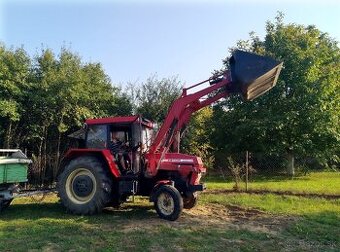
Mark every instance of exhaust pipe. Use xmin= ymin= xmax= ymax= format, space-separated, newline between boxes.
xmin=229 ymin=50 xmax=283 ymax=101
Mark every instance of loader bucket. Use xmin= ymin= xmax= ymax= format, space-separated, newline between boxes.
xmin=229 ymin=50 xmax=283 ymax=101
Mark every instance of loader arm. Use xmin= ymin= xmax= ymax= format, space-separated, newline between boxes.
xmin=146 ymin=50 xmax=283 ymax=177
xmin=149 ymin=74 xmax=231 ymax=155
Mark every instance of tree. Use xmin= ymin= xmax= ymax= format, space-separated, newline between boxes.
xmin=213 ymin=13 xmax=340 ymax=172
xmin=0 ymin=44 xmax=31 ymax=148
xmin=126 ymin=75 xmax=182 ymax=122
xmin=0 ymin=44 xmax=133 ymax=183
xmin=181 ymin=107 xmax=215 ymax=169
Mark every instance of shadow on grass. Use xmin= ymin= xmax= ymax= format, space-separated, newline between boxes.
xmin=1 ymin=201 xmax=156 ymax=223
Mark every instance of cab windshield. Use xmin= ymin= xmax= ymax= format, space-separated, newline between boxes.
xmin=86 ymin=124 xmax=107 ymax=149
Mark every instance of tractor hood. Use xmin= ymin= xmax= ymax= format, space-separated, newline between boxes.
xmin=146 ymin=152 xmax=206 ymax=174
xmin=229 ymin=50 xmax=283 ymax=101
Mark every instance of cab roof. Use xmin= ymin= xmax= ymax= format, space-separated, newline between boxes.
xmin=85 ymin=115 xmax=154 ymax=128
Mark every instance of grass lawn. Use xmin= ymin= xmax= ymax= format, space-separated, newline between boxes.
xmin=201 ymin=193 xmax=340 ymax=245
xmin=204 ymin=171 xmax=340 ymax=195
xmin=0 ymin=171 xmax=339 ymax=251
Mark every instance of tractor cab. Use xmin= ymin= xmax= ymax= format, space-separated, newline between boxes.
xmin=68 ymin=115 xmax=155 ymax=175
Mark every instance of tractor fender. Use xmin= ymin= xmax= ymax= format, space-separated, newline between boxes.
xmin=58 ymin=149 xmax=121 ymax=178
xmin=149 ymin=180 xmax=174 ymax=202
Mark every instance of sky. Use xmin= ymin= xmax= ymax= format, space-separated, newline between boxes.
xmin=1 ymin=0 xmax=339 ymax=87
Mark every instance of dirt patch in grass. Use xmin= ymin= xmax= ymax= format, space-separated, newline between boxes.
xmin=184 ymin=203 xmax=295 ymax=236
xmin=108 ymin=202 xmax=295 ymax=236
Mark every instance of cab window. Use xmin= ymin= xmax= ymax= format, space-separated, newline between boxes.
xmin=86 ymin=125 xmax=107 ymax=149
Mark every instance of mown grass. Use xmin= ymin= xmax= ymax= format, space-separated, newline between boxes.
xmin=204 ymin=171 xmax=340 ymax=195
xmin=0 ymin=171 xmax=339 ymax=251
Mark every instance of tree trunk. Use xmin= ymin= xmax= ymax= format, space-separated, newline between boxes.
xmin=11 ymin=123 xmax=19 ymax=148
xmin=42 ymin=126 xmax=48 ymax=185
xmin=287 ymin=152 xmax=295 ymax=177
xmin=55 ymin=114 xmax=65 ymax=179
xmin=245 ymin=151 xmax=249 ymax=192
xmin=55 ymin=131 xmax=62 ymax=179
xmin=38 ymin=134 xmax=43 ymax=185
xmin=4 ymin=121 xmax=12 ymax=149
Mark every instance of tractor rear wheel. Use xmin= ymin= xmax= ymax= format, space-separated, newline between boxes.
xmin=183 ymin=192 xmax=198 ymax=209
xmin=0 ymin=199 xmax=12 ymax=212
xmin=153 ymin=185 xmax=183 ymax=221
xmin=57 ymin=156 xmax=113 ymax=215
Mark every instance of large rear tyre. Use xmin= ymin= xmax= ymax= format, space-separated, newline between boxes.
xmin=153 ymin=185 xmax=183 ymax=221
xmin=57 ymin=156 xmax=113 ymax=215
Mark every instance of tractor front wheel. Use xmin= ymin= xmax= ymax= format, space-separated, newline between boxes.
xmin=153 ymin=185 xmax=183 ymax=221
xmin=57 ymin=156 xmax=113 ymax=215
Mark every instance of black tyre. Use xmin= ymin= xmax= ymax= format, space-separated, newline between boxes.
xmin=0 ymin=199 xmax=12 ymax=212
xmin=153 ymin=185 xmax=183 ymax=221
xmin=183 ymin=192 xmax=198 ymax=209
xmin=57 ymin=156 xmax=113 ymax=215
xmin=3 ymin=199 xmax=13 ymax=209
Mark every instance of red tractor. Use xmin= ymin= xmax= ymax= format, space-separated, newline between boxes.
xmin=57 ymin=50 xmax=282 ymax=220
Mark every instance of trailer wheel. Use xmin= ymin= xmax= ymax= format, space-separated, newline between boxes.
xmin=153 ymin=185 xmax=183 ymax=221
xmin=57 ymin=156 xmax=113 ymax=215
xmin=0 ymin=199 xmax=12 ymax=212
xmin=3 ymin=199 xmax=13 ymax=209
xmin=183 ymin=192 xmax=198 ymax=209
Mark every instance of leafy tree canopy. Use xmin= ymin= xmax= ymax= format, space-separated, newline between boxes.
xmin=213 ymin=12 xmax=339 ymax=167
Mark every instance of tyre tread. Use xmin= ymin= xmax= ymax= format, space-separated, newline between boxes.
xmin=57 ymin=156 xmax=113 ymax=215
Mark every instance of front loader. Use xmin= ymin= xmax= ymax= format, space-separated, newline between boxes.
xmin=57 ymin=50 xmax=282 ymax=220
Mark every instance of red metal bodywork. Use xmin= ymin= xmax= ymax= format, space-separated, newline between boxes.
xmin=86 ymin=115 xmax=154 ymax=128
xmin=63 ymin=148 xmax=121 ymax=178
xmin=145 ymin=152 xmax=206 ymax=185
xmin=86 ymin=115 xmax=139 ymax=125
xmin=145 ymin=75 xmax=231 ymax=178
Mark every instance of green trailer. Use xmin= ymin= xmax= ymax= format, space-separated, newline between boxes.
xmin=0 ymin=149 xmax=31 ymax=212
